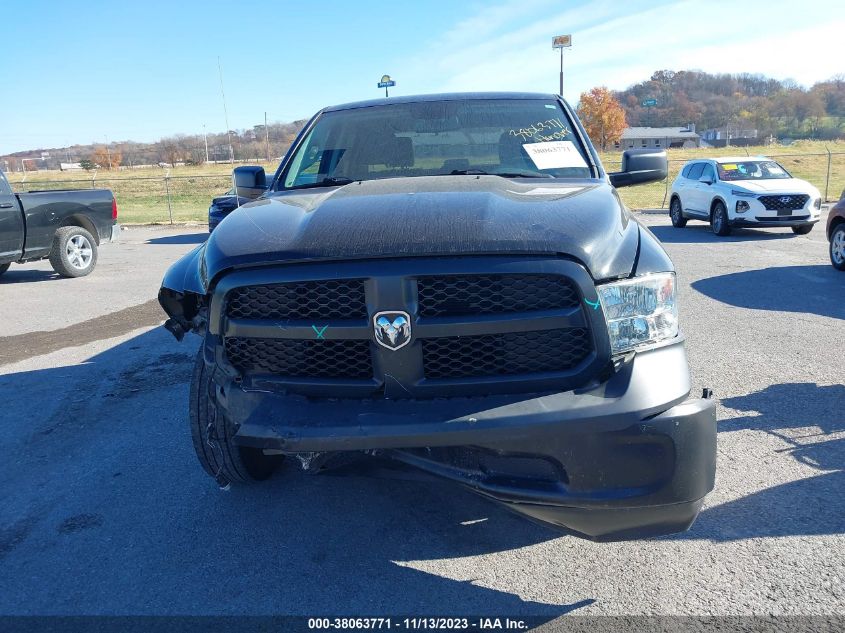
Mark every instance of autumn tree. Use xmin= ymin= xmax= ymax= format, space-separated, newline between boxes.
xmin=91 ymin=145 xmax=121 ymax=169
xmin=578 ymin=87 xmax=627 ymax=151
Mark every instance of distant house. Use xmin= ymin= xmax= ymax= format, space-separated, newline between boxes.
xmin=700 ymin=127 xmax=758 ymax=148
xmin=617 ymin=125 xmax=700 ymax=150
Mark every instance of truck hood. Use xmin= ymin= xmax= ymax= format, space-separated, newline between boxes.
xmin=200 ymin=175 xmax=640 ymax=286
xmin=729 ymin=178 xmax=820 ymax=195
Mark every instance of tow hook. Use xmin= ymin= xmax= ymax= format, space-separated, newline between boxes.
xmin=702 ymin=388 xmax=714 ymax=399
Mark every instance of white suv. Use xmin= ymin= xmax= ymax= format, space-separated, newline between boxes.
xmin=669 ymin=157 xmax=822 ymax=236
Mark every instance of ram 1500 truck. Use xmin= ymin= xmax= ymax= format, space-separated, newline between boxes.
xmin=0 ymin=168 xmax=119 ymax=278
xmin=159 ymin=93 xmax=717 ymax=541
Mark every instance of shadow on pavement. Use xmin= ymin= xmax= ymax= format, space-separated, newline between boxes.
xmin=0 ymin=269 xmax=60 ymax=284
xmin=0 ymin=328 xmax=592 ymax=616
xmin=145 ymin=233 xmax=208 ymax=245
xmin=674 ymin=382 xmax=844 ymax=542
xmin=649 ymin=224 xmax=797 ymax=244
xmin=691 ymin=265 xmax=844 ymax=320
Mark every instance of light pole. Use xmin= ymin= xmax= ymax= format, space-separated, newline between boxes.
xmin=552 ymin=34 xmax=572 ymax=96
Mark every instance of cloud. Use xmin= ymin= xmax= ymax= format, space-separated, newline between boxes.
xmin=400 ymin=0 xmax=844 ymax=101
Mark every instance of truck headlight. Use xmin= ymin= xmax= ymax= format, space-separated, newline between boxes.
xmin=597 ymin=273 xmax=678 ymax=355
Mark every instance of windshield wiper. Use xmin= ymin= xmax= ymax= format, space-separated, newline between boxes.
xmin=287 ymin=177 xmax=357 ymax=191
xmin=447 ymin=169 xmax=554 ymax=178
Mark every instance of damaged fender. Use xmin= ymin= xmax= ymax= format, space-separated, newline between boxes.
xmin=159 ymin=244 xmax=208 ymax=340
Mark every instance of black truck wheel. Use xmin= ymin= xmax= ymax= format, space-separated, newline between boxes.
xmin=49 ymin=226 xmax=98 ymax=277
xmin=189 ymin=348 xmax=283 ymax=487
xmin=0 ymin=263 xmax=9 ymax=277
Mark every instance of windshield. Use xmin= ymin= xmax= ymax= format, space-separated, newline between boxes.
xmin=281 ymin=99 xmax=593 ymax=189
xmin=717 ymin=160 xmax=791 ymax=181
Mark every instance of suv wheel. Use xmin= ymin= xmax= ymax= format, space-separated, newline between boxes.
xmin=189 ymin=348 xmax=284 ymax=487
xmin=670 ymin=197 xmax=687 ymax=228
xmin=831 ymin=224 xmax=845 ymax=271
xmin=49 ymin=226 xmax=98 ymax=277
xmin=711 ymin=202 xmax=731 ymax=236
xmin=792 ymin=224 xmax=813 ymax=235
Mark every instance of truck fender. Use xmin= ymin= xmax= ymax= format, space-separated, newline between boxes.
xmin=159 ymin=245 xmax=208 ymax=340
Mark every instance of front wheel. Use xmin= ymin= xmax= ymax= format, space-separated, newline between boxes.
xmin=49 ymin=226 xmax=98 ymax=277
xmin=830 ymin=224 xmax=845 ymax=271
xmin=670 ymin=197 xmax=687 ymax=228
xmin=189 ymin=348 xmax=284 ymax=487
xmin=792 ymin=224 xmax=813 ymax=235
xmin=711 ymin=202 xmax=731 ymax=236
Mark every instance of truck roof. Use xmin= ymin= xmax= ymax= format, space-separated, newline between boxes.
xmin=324 ymin=92 xmax=561 ymax=112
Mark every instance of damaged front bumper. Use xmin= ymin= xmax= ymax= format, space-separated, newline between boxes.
xmin=209 ymin=340 xmax=716 ymax=541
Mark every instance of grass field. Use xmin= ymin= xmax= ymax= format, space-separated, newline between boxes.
xmin=7 ymin=141 xmax=844 ymax=224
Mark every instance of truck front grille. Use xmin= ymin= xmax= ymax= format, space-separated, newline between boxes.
xmin=226 ymin=279 xmax=367 ymax=321
xmin=758 ymin=194 xmax=809 ymax=211
xmin=217 ymin=258 xmax=602 ymax=397
xmin=225 ymin=337 xmax=373 ymax=379
xmin=417 ymin=274 xmax=579 ymax=317
xmin=422 ymin=328 xmax=591 ymax=379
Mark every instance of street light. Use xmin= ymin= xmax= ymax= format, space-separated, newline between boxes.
xmin=552 ymin=34 xmax=572 ymax=96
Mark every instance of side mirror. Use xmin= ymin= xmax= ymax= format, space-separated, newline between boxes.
xmin=700 ymin=176 xmax=714 ymax=185
xmin=233 ymin=166 xmax=267 ymax=199
xmin=609 ymin=149 xmax=668 ymax=188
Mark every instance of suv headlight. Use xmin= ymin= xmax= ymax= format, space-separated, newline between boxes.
xmin=597 ymin=273 xmax=678 ymax=355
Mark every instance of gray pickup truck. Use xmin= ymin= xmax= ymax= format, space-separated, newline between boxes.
xmin=0 ymin=168 xmax=119 ymax=278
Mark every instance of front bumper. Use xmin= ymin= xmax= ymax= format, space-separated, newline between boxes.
xmin=731 ymin=216 xmax=818 ymax=228
xmin=215 ymin=341 xmax=717 ymax=540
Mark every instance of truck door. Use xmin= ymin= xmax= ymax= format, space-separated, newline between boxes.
xmin=0 ymin=170 xmax=25 ymax=260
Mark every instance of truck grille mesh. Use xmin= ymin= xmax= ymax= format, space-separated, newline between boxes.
xmin=225 ymin=337 xmax=373 ymax=379
xmin=226 ymin=279 xmax=367 ymax=321
xmin=422 ymin=329 xmax=591 ymax=379
xmin=758 ymin=194 xmax=809 ymax=211
xmin=417 ymin=274 xmax=579 ymax=317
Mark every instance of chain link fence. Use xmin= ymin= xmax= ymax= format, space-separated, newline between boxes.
xmin=10 ymin=173 xmax=236 ymax=224
xmin=9 ymin=151 xmax=844 ymax=224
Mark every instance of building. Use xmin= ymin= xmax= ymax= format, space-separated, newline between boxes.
xmin=700 ymin=127 xmax=758 ymax=148
xmin=617 ymin=125 xmax=700 ymax=150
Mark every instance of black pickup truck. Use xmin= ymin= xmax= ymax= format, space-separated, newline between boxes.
xmin=0 ymin=168 xmax=119 ymax=278
xmin=159 ymin=93 xmax=717 ymax=541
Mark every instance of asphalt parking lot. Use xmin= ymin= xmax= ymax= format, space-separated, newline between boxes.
xmin=1 ymin=213 xmax=842 ymax=618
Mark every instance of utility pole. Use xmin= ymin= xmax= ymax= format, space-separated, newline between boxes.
xmin=203 ymin=124 xmax=209 ymax=163
xmin=218 ymin=56 xmax=234 ymax=164
xmin=552 ymin=35 xmax=572 ymax=96
xmin=265 ymin=111 xmax=271 ymax=162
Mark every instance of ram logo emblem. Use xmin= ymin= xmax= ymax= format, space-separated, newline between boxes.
xmin=373 ymin=311 xmax=412 ymax=350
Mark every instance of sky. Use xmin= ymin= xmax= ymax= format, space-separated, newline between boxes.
xmin=0 ymin=0 xmax=841 ymax=155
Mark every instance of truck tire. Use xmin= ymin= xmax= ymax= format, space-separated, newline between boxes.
xmin=792 ymin=224 xmax=813 ymax=235
xmin=0 ymin=263 xmax=9 ymax=277
xmin=711 ymin=202 xmax=731 ymax=236
xmin=49 ymin=226 xmax=98 ymax=277
xmin=189 ymin=348 xmax=283 ymax=487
